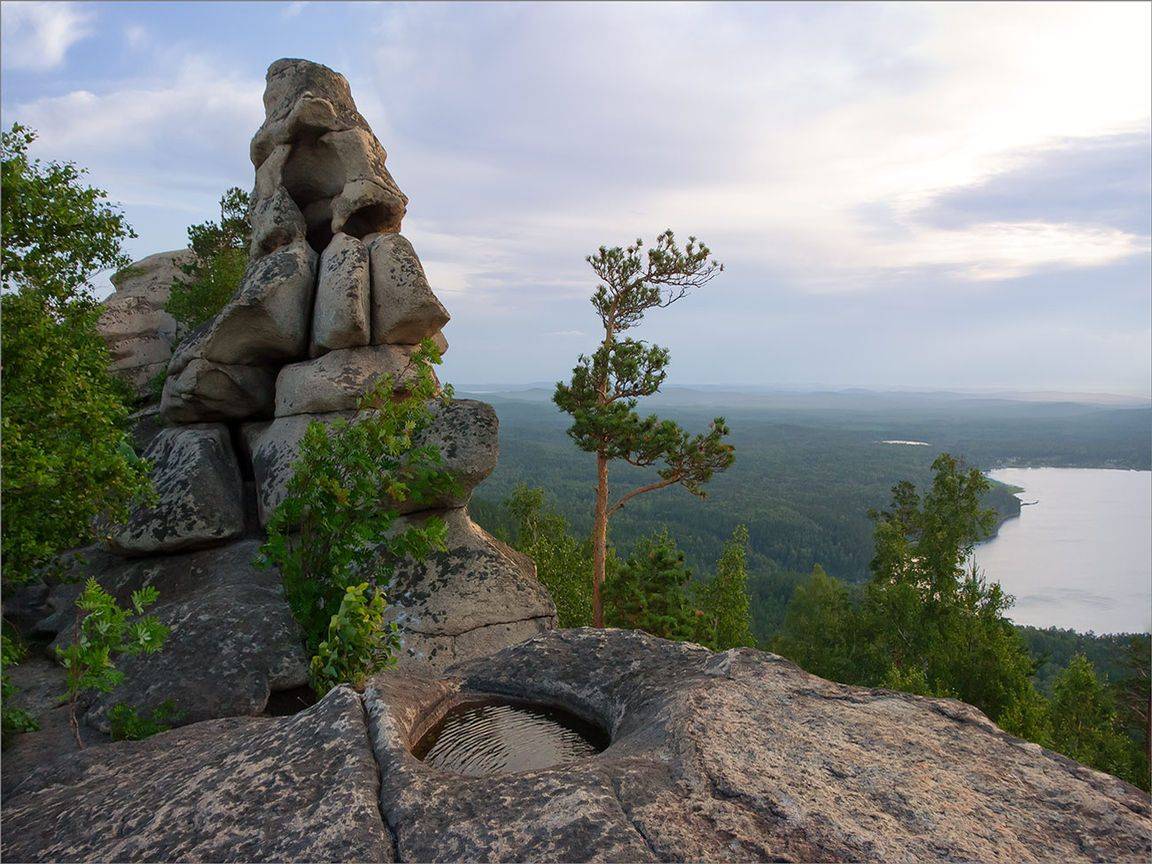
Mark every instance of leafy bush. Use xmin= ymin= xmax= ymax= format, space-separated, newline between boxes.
xmin=108 ymin=700 xmax=182 ymax=741
xmin=1 ymin=124 xmax=152 ymax=585
xmin=166 ymin=187 xmax=250 ymax=333
xmin=56 ymin=579 xmax=170 ymax=748
xmin=260 ymin=341 xmax=456 ymax=683
xmin=309 ymin=583 xmax=401 ymax=696
xmin=1 ymin=632 xmax=39 ymax=746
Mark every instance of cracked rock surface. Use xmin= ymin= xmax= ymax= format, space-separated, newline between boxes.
xmin=5 ymin=630 xmax=1148 ymax=863
xmin=1 ymin=687 xmax=390 ymax=863
xmin=364 ymin=629 xmax=1150 ymax=863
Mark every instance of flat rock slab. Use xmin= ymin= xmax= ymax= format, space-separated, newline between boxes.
xmin=3 ymin=631 xmax=1148 ymax=862
xmin=38 ymin=540 xmax=308 ymax=733
xmin=1 ymin=687 xmax=391 ymax=863
xmin=363 ymin=629 xmax=1151 ymax=863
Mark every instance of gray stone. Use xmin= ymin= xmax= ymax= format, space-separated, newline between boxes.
xmin=160 ymin=356 xmax=276 ymax=423
xmin=244 ymin=398 xmax=496 ymax=526
xmin=200 ymin=241 xmax=318 ymax=366
xmin=39 ymin=540 xmax=308 ymax=733
xmin=1 ymin=688 xmax=390 ymax=863
xmin=6 ymin=623 xmax=1149 ymax=862
xmin=361 ymin=629 xmax=1152 ymax=863
xmin=368 ymin=233 xmax=450 ymax=344
xmin=384 ymin=508 xmax=557 ymax=671
xmin=310 ymin=232 xmax=371 ymax=353
xmin=274 ymin=344 xmax=419 ymax=417
xmin=252 ymin=58 xmax=374 ymax=168
xmin=110 ymin=249 xmax=195 ymax=299
xmin=252 ymin=60 xmax=407 ymax=251
xmin=98 ymin=249 xmax=192 ymax=401
xmin=106 ymin=425 xmax=244 ymax=555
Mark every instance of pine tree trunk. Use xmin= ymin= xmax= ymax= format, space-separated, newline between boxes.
xmin=592 ymin=452 xmax=609 ymax=627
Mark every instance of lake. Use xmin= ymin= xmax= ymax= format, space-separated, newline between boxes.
xmin=974 ymin=468 xmax=1151 ymax=634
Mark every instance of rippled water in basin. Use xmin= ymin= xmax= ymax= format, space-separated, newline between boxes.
xmin=412 ymin=699 xmax=608 ymax=776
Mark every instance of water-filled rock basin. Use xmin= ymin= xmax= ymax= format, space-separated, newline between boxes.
xmin=412 ymin=698 xmax=609 ymax=777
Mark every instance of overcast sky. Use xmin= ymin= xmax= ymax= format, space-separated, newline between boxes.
xmin=2 ymin=1 xmax=1149 ymax=394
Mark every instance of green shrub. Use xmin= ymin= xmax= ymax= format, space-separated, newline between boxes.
xmin=56 ymin=579 xmax=170 ymax=748
xmin=260 ymin=340 xmax=456 ymax=684
xmin=309 ymin=583 xmax=401 ymax=696
xmin=1 ymin=124 xmax=152 ymax=585
xmin=1 ymin=632 xmax=39 ymax=746
xmin=108 ymin=700 xmax=182 ymax=741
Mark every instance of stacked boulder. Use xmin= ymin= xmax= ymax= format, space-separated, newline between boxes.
xmin=52 ymin=58 xmax=556 ymax=733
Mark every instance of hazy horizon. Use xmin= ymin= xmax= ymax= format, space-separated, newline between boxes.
xmin=2 ymin=1 xmax=1149 ymax=395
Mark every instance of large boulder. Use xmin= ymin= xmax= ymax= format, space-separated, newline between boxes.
xmin=243 ymin=398 xmax=497 ymax=526
xmin=1 ymin=688 xmax=390 ymax=863
xmin=384 ymin=508 xmax=557 ymax=671
xmin=368 ymin=233 xmax=450 ymax=344
xmin=251 ymin=59 xmax=407 ymax=252
xmin=160 ymin=356 xmax=276 ymax=423
xmin=199 ymin=241 xmax=318 ymax=366
xmin=37 ymin=540 xmax=308 ymax=733
xmin=363 ymin=630 xmax=1152 ymax=863
xmin=106 ymin=425 xmax=244 ymax=556
xmin=274 ymin=344 xmax=419 ymax=417
xmin=311 ymin=232 xmax=371 ymax=353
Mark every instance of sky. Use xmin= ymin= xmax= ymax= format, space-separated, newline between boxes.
xmin=2 ymin=1 xmax=1150 ymax=394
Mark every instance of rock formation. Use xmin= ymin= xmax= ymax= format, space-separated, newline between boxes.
xmin=98 ymin=249 xmax=193 ymax=400
xmin=4 ymin=630 xmax=1149 ymax=862
xmin=56 ymin=58 xmax=556 ymax=734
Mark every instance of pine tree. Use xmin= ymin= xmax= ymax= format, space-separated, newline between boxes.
xmin=553 ymin=231 xmax=734 ymax=626
xmin=604 ymin=530 xmax=696 ymax=641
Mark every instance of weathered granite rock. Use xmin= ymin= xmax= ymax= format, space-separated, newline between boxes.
xmin=252 ymin=59 xmax=407 ymax=252
xmin=252 ymin=58 xmax=375 ymax=167
xmin=362 ymin=629 xmax=1151 ymax=863
xmin=160 ymin=356 xmax=276 ymax=423
xmin=98 ymin=249 xmax=193 ymax=400
xmin=6 ymin=631 xmax=1146 ymax=863
xmin=110 ymin=249 xmax=196 ymax=299
xmin=1 ymin=688 xmax=390 ymax=863
xmin=311 ymin=232 xmax=372 ymax=353
xmin=244 ymin=398 xmax=496 ymax=526
xmin=38 ymin=540 xmax=308 ymax=732
xmin=276 ymin=344 xmax=418 ymax=417
xmin=199 ymin=241 xmax=318 ymax=366
xmin=249 ymin=143 xmax=308 ymax=258
xmin=368 ymin=233 xmax=450 ymax=344
xmin=384 ymin=508 xmax=557 ymax=671
xmin=106 ymin=425 xmax=244 ymax=555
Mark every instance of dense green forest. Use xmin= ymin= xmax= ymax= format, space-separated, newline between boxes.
xmin=469 ymin=388 xmax=1150 ymax=641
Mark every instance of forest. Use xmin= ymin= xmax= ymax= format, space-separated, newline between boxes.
xmin=469 ymin=387 xmax=1150 ymax=643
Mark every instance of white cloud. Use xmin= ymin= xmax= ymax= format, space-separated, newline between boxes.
xmin=281 ymin=2 xmax=309 ymax=18
xmin=124 ymin=25 xmax=148 ymax=49
xmin=1 ymin=1 xmax=94 ymax=71
xmin=360 ymin=2 xmax=1150 ymax=301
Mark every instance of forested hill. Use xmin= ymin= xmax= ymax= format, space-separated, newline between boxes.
xmin=467 ymin=387 xmax=1151 ymax=642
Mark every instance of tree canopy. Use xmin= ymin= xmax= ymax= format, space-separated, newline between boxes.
xmin=1 ymin=124 xmax=151 ymax=585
